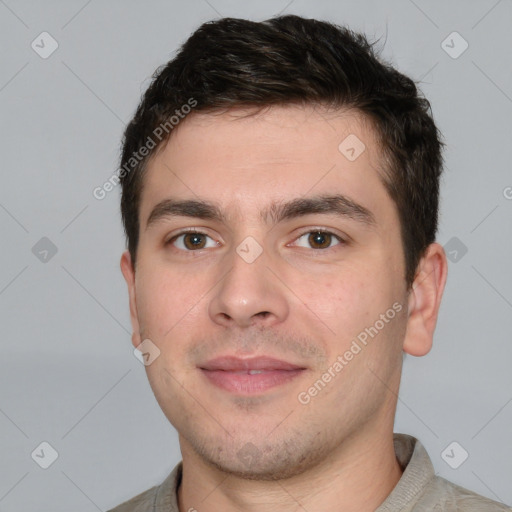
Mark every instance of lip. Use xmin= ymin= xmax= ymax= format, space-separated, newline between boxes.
xmin=199 ymin=355 xmax=305 ymax=371
xmin=199 ymin=356 xmax=307 ymax=394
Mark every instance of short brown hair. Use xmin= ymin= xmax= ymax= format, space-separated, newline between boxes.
xmin=120 ymin=15 xmax=444 ymax=288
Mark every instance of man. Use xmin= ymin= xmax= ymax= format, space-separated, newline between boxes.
xmin=110 ymin=15 xmax=510 ymax=512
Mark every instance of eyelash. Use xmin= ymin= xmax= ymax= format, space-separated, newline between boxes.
xmin=165 ymin=228 xmax=346 ymax=252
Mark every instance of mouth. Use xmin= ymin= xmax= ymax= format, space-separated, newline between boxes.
xmin=199 ymin=355 xmax=307 ymax=394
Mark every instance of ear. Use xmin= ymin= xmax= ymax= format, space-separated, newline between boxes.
xmin=403 ymin=242 xmax=448 ymax=357
xmin=120 ymin=250 xmax=142 ymax=349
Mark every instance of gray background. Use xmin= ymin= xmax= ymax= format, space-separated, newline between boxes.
xmin=1 ymin=0 xmax=511 ymax=510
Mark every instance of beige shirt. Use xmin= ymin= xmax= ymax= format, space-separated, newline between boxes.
xmin=108 ymin=434 xmax=511 ymax=511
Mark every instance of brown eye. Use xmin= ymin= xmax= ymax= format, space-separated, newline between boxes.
xmin=293 ymin=230 xmax=343 ymax=250
xmin=308 ymin=231 xmax=333 ymax=249
xmin=169 ymin=232 xmax=218 ymax=251
xmin=183 ymin=233 xmax=207 ymax=250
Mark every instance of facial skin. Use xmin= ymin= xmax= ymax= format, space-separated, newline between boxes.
xmin=121 ymin=104 xmax=447 ymax=511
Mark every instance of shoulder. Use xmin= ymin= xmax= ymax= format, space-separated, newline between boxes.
xmin=418 ymin=475 xmax=511 ymax=511
xmin=106 ymin=485 xmax=158 ymax=512
xmin=107 ymin=462 xmax=182 ymax=512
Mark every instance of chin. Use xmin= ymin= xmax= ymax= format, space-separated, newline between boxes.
xmin=193 ymin=436 xmax=326 ymax=481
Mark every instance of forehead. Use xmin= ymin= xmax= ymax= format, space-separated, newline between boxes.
xmin=139 ymin=104 xmax=393 ymax=226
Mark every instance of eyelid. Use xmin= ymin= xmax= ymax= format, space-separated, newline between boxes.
xmin=295 ymin=226 xmax=350 ymax=243
xmin=165 ymin=227 xmax=220 ymax=247
xmin=289 ymin=227 xmax=348 ymax=246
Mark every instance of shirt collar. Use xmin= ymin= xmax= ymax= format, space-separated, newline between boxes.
xmin=376 ymin=434 xmax=435 ymax=511
xmin=153 ymin=433 xmax=433 ymax=511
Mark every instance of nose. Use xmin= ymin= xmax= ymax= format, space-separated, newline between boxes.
xmin=208 ymin=241 xmax=289 ymax=329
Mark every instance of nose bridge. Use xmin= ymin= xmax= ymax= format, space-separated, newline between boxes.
xmin=208 ymin=236 xmax=289 ymax=328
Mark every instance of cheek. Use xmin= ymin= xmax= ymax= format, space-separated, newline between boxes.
xmin=311 ymin=267 xmax=379 ymax=316
xmin=317 ymin=278 xmax=364 ymax=319
xmin=135 ymin=265 xmax=205 ymax=340
xmin=304 ymin=263 xmax=398 ymax=345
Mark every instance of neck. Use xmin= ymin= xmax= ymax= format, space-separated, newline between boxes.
xmin=177 ymin=427 xmax=402 ymax=512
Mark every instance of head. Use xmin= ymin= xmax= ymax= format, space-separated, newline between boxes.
xmin=120 ymin=15 xmax=447 ymax=479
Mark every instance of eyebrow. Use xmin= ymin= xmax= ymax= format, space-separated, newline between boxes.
xmin=145 ymin=194 xmax=376 ymax=230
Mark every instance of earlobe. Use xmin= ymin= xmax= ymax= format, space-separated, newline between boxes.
xmin=403 ymin=243 xmax=448 ymax=357
xmin=120 ymin=251 xmax=142 ymax=349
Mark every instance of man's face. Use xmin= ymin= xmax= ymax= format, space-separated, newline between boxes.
xmin=122 ymin=105 xmax=412 ymax=479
